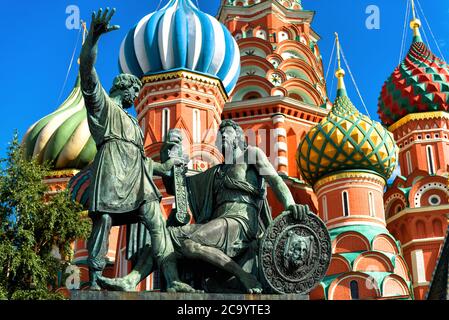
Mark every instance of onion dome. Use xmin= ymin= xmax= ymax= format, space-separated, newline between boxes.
xmin=378 ymin=4 xmax=449 ymax=126
xmin=297 ymin=34 xmax=398 ymax=186
xmin=22 ymin=76 xmax=96 ymax=170
xmin=119 ymin=0 xmax=241 ymax=94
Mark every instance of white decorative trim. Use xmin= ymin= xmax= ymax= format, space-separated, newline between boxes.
xmin=411 ymin=249 xmax=427 ymax=285
xmin=276 ymin=156 xmax=289 ymax=167
xmin=272 ymin=115 xmax=285 ymax=124
xmin=322 ymin=195 xmax=328 ymax=222
xmin=412 ymin=281 xmax=430 ymax=288
xmin=369 ymin=192 xmax=376 ymax=217
xmin=401 ymin=237 xmax=445 ymax=249
xmin=162 ymin=108 xmax=170 ymax=142
xmin=138 ymin=99 xmax=222 ymax=124
xmin=406 ymin=151 xmax=412 ymax=176
xmin=274 ymin=128 xmax=287 ymax=137
xmin=193 ymin=109 xmax=201 ymax=143
xmin=328 ymin=220 xmax=387 ymax=230
xmin=223 ymin=96 xmax=329 ymax=117
xmin=387 ymin=204 xmax=449 ymax=224
xmin=414 ymin=182 xmax=449 ymax=208
xmin=316 ymin=183 xmax=383 ymax=198
xmin=275 ymin=142 xmax=288 ymax=152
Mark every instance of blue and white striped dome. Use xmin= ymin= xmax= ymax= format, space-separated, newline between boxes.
xmin=119 ymin=0 xmax=241 ymax=94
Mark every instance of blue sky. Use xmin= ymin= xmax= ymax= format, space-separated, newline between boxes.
xmin=0 ymin=0 xmax=448 ymax=160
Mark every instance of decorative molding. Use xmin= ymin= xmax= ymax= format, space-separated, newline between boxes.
xmin=386 ymin=204 xmax=449 ymax=224
xmin=224 ymin=95 xmax=329 ymax=117
xmin=389 ymin=111 xmax=449 ymax=132
xmin=314 ymin=171 xmax=386 ymax=191
xmin=275 ymin=128 xmax=287 ymax=137
xmin=141 ymin=70 xmax=228 ymax=100
xmin=326 ymin=217 xmax=387 ymax=230
xmin=402 ymin=237 xmax=445 ymax=249
xmin=272 ymin=114 xmax=286 ymax=124
xmin=275 ymin=156 xmax=289 ymax=166
xmin=275 ymin=142 xmax=288 ymax=152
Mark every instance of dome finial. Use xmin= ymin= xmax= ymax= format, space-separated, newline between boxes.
xmin=334 ymin=32 xmax=347 ymax=97
xmin=410 ymin=0 xmax=423 ymax=42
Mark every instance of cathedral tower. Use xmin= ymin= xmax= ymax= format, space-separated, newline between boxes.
xmin=218 ymin=0 xmax=330 ymax=214
xmin=378 ymin=0 xmax=449 ymax=299
xmin=298 ymin=34 xmax=412 ymax=300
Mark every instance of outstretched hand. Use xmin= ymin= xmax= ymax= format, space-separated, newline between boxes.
xmin=90 ymin=7 xmax=120 ymax=41
xmin=288 ymin=204 xmax=310 ymax=222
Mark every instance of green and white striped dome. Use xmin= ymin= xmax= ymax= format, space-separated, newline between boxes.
xmin=23 ymin=76 xmax=96 ymax=170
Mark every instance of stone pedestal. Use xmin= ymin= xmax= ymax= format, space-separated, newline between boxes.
xmin=71 ymin=291 xmax=309 ymax=301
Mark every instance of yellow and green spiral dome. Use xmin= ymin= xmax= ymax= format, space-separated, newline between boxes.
xmin=22 ymin=76 xmax=96 ymax=170
xmin=297 ymin=73 xmax=398 ymax=187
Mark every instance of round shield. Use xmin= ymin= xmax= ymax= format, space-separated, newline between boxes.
xmin=260 ymin=211 xmax=332 ymax=295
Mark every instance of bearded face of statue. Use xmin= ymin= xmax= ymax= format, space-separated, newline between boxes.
xmin=119 ymin=86 xmax=140 ymax=109
xmin=217 ymin=125 xmax=238 ymax=164
xmin=290 ymin=240 xmax=309 ymax=267
xmin=284 ymin=233 xmax=313 ymax=270
xmin=109 ymin=74 xmax=142 ymax=110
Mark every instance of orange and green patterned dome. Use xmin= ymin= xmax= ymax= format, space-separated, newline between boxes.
xmin=378 ymin=16 xmax=449 ymax=126
xmin=297 ymin=44 xmax=398 ymax=186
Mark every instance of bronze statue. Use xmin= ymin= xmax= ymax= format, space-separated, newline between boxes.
xmin=97 ymin=120 xmax=312 ymax=293
xmin=79 ymin=8 xmax=194 ymax=293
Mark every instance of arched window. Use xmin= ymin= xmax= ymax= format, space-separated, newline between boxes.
xmin=416 ymin=221 xmax=426 ymax=238
xmin=406 ymin=151 xmax=412 ymax=176
xmin=426 ymin=145 xmax=436 ymax=175
xmin=193 ymin=109 xmax=201 ymax=143
xmin=322 ymin=196 xmax=328 ymax=222
xmin=162 ymin=108 xmax=170 ymax=141
xmin=242 ymin=92 xmax=262 ymax=101
xmin=433 ymin=219 xmax=443 ymax=237
xmin=342 ymin=191 xmax=350 ymax=217
xmin=288 ymin=93 xmax=304 ymax=102
xmin=350 ymin=280 xmax=359 ymax=300
xmin=369 ymin=192 xmax=375 ymax=217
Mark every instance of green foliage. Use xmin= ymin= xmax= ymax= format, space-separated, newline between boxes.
xmin=0 ymin=132 xmax=91 ymax=300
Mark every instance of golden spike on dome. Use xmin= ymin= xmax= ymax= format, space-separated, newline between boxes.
xmin=334 ymin=32 xmax=346 ymax=94
xmin=410 ymin=0 xmax=422 ymax=40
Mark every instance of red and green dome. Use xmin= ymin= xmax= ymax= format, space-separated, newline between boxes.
xmin=378 ymin=37 xmax=449 ymax=127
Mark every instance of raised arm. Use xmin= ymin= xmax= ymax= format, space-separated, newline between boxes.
xmin=79 ymin=8 xmax=120 ymax=108
xmin=252 ymin=146 xmax=309 ymax=221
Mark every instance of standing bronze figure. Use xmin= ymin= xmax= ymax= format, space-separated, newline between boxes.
xmin=79 ymin=8 xmax=194 ymax=293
